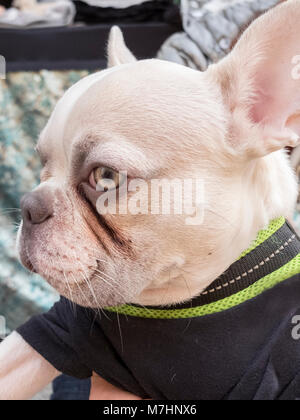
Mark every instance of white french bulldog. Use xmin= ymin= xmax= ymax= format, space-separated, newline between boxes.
xmin=1 ymin=0 xmax=300 ymax=400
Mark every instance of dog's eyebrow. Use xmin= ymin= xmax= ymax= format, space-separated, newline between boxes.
xmin=72 ymin=137 xmax=153 ymax=178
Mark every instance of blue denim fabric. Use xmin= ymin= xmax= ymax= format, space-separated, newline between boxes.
xmin=51 ymin=375 xmax=91 ymax=401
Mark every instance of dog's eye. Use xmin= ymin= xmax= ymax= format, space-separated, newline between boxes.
xmin=89 ymin=167 xmax=123 ymax=191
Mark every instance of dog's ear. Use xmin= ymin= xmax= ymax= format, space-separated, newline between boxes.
xmin=107 ymin=26 xmax=137 ymax=68
xmin=213 ymin=0 xmax=300 ymax=158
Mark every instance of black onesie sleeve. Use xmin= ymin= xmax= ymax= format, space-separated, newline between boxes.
xmin=17 ymin=298 xmax=92 ymax=379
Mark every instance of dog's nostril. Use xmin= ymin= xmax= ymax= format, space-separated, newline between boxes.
xmin=25 ymin=208 xmax=32 ymax=223
xmin=21 ymin=191 xmax=54 ymax=225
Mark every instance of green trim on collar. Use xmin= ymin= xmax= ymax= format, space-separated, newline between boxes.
xmin=104 ymin=217 xmax=299 ymax=319
xmin=105 ymin=254 xmax=300 ymax=319
xmin=238 ymin=216 xmax=285 ymax=259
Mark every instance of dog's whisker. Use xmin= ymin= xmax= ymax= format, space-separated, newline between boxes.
xmin=70 ymin=248 xmax=110 ymax=319
xmin=69 ymin=249 xmax=102 ymax=317
xmin=69 ymin=272 xmax=94 ymax=307
xmin=92 ymin=272 xmax=127 ymax=302
xmin=92 ymin=267 xmax=120 ymax=286
xmin=95 ymin=257 xmax=115 ymax=271
xmin=92 ymin=266 xmax=134 ymax=300
xmin=0 ymin=208 xmax=21 ymax=215
xmin=56 ymin=256 xmax=77 ymax=314
xmin=77 ymin=265 xmax=103 ymax=318
xmin=116 ymin=310 xmax=124 ymax=353
xmin=83 ymin=249 xmax=115 ymax=270
xmin=91 ymin=271 xmax=148 ymax=313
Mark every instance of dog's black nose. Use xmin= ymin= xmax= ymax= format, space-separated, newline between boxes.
xmin=21 ymin=191 xmax=53 ymax=225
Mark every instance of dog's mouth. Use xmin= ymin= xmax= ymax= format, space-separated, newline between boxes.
xmin=18 ymin=234 xmax=37 ymax=273
xmin=21 ymin=251 xmax=37 ymax=274
xmin=17 ymin=221 xmax=136 ymax=308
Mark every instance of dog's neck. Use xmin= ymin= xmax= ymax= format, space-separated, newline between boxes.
xmin=135 ymin=150 xmax=298 ymax=307
xmin=107 ymin=217 xmax=299 ymax=317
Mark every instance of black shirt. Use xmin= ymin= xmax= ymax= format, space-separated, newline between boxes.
xmin=17 ymin=219 xmax=300 ymax=400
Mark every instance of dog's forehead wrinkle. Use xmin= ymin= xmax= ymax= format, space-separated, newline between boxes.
xmin=71 ymin=137 xmax=99 ymax=175
xmin=71 ymin=134 xmax=155 ymax=177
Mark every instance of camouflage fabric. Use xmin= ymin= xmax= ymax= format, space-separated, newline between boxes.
xmin=0 ymin=70 xmax=90 ymax=331
xmin=158 ymin=0 xmax=282 ymax=70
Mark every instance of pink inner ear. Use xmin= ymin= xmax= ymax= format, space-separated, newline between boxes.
xmin=217 ymin=0 xmax=300 ymax=151
xmin=249 ymin=59 xmax=300 ymax=135
xmin=249 ymin=80 xmax=274 ymax=124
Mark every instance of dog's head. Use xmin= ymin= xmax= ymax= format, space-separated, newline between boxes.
xmin=18 ymin=1 xmax=300 ymax=308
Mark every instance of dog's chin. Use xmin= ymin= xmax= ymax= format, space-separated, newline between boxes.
xmin=18 ymin=246 xmax=128 ymax=309
xmin=49 ymin=278 xmax=129 ymax=309
xmin=19 ymin=256 xmax=128 ymax=309
xmin=64 ymin=287 xmax=128 ymax=309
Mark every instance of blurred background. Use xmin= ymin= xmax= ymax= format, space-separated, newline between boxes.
xmin=0 ymin=0 xmax=299 ymax=337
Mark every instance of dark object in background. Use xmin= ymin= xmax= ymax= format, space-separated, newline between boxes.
xmin=164 ymin=2 xmax=182 ymax=28
xmin=0 ymin=23 xmax=177 ymax=72
xmin=73 ymin=0 xmax=182 ymax=29
xmin=51 ymin=375 xmax=91 ymax=400
xmin=0 ymin=0 xmax=12 ymax=8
